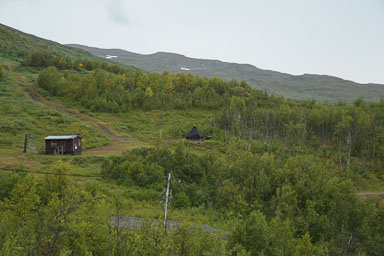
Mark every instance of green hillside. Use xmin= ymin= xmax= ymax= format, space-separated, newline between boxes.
xmin=0 ymin=24 xmax=96 ymax=62
xmin=1 ymin=23 xmax=384 ymax=255
xmin=68 ymin=44 xmax=384 ymax=104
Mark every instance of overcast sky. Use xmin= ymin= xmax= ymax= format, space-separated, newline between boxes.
xmin=0 ymin=0 xmax=383 ymax=84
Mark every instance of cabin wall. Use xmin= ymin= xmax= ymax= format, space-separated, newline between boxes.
xmin=45 ymin=140 xmax=55 ymax=155
xmin=73 ymin=138 xmax=82 ymax=155
xmin=65 ymin=140 xmax=73 ymax=154
xmin=45 ymin=139 xmax=81 ymax=155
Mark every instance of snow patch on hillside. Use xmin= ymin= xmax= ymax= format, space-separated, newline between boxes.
xmin=105 ymin=55 xmax=118 ymax=59
xmin=180 ymin=67 xmax=190 ymax=71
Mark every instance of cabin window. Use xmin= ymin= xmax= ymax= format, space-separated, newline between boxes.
xmin=51 ymin=140 xmax=57 ymax=147
xmin=74 ymin=139 xmax=81 ymax=149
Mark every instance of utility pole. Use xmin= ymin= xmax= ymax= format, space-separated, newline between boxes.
xmin=163 ymin=173 xmax=171 ymax=230
xmin=23 ymin=134 xmax=35 ymax=153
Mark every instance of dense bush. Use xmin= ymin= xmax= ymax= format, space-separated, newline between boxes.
xmin=36 ymin=65 xmax=255 ymax=112
xmin=23 ymin=50 xmax=73 ymax=69
xmin=100 ymin=142 xmax=384 ymax=254
xmin=214 ymin=95 xmax=384 ymax=174
xmin=0 ymin=65 xmax=3 ymax=80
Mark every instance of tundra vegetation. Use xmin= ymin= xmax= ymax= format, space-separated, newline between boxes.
xmin=1 ymin=42 xmax=384 ymax=255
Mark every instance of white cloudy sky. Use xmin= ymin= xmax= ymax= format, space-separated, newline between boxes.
xmin=0 ymin=0 xmax=383 ymax=84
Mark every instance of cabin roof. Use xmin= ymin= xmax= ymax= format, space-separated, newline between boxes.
xmin=186 ymin=125 xmax=204 ymax=138
xmin=44 ymin=135 xmax=80 ymax=140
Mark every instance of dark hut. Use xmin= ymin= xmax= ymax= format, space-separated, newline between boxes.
xmin=44 ymin=135 xmax=82 ymax=155
xmin=186 ymin=125 xmax=204 ymax=140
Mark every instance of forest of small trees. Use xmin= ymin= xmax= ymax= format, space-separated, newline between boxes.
xmin=5 ymin=50 xmax=382 ymax=255
xmin=101 ymin=145 xmax=384 ymax=255
xmin=33 ymin=51 xmax=384 ymax=175
xmin=36 ymin=66 xmax=250 ymax=112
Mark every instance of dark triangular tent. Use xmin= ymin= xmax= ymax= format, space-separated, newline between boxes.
xmin=186 ymin=125 xmax=204 ymax=140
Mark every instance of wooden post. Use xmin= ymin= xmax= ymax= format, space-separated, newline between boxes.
xmin=23 ymin=134 xmax=29 ymax=153
xmin=163 ymin=173 xmax=171 ymax=230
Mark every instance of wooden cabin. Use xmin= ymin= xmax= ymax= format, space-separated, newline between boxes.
xmin=44 ymin=135 xmax=82 ymax=155
xmin=186 ymin=125 xmax=205 ymax=140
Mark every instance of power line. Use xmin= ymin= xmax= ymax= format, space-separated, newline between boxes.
xmin=0 ymin=167 xmax=167 ymax=180
xmin=1 ymin=167 xmax=383 ymax=246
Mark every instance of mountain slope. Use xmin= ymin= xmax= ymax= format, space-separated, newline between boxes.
xmin=0 ymin=23 xmax=101 ymax=62
xmin=68 ymin=44 xmax=384 ymax=103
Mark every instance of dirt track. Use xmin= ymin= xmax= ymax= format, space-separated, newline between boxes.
xmin=356 ymin=192 xmax=384 ymax=197
xmin=18 ymin=76 xmax=42 ymax=102
xmin=16 ymin=75 xmax=148 ymax=155
xmin=8 ymin=74 xmax=384 ymax=195
xmin=18 ymin=75 xmax=126 ymax=139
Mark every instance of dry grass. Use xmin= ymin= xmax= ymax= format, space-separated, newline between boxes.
xmin=0 ymin=153 xmax=40 ymax=170
xmin=83 ymin=138 xmax=150 ymax=156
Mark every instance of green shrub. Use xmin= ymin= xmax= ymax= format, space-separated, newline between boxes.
xmin=0 ymin=65 xmax=3 ymax=80
xmin=23 ymin=50 xmax=55 ymax=68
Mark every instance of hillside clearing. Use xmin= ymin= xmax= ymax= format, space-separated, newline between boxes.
xmin=0 ymin=68 xmax=149 ymax=167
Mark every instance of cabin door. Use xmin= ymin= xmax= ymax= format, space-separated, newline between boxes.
xmin=60 ymin=140 xmax=65 ymax=152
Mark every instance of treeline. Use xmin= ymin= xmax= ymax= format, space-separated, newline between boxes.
xmin=24 ymin=50 xmax=126 ymax=73
xmin=101 ymin=144 xmax=384 ymax=255
xmin=28 ymin=50 xmax=259 ymax=112
xmin=37 ymin=66 xmax=254 ymax=112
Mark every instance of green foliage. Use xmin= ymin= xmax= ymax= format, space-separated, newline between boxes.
xmin=23 ymin=50 xmax=55 ymax=68
xmin=0 ymin=24 xmax=93 ymax=61
xmin=36 ymin=62 xmax=259 ymax=112
xmin=229 ymin=211 xmax=297 ymax=255
xmin=172 ymin=191 xmax=191 ymax=208
xmin=295 ymin=232 xmax=322 ymax=256
xmin=0 ymin=65 xmax=3 ymax=80
xmin=0 ymin=161 xmax=114 ymax=255
xmin=215 ymin=95 xmax=384 ymax=175
xmin=37 ymin=66 xmax=61 ymax=95
xmin=113 ymin=222 xmax=225 ymax=255
xmin=0 ymin=167 xmax=26 ymax=200
xmin=101 ymin=152 xmax=164 ymax=188
xmin=99 ymin=140 xmax=384 ymax=255
xmin=2 ymin=25 xmax=384 ymax=254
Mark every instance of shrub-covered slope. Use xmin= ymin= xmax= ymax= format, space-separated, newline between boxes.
xmin=1 ymin=23 xmax=384 ymax=255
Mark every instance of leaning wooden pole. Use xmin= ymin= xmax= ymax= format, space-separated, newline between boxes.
xmin=23 ymin=134 xmax=29 ymax=153
xmin=163 ymin=173 xmax=171 ymax=230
